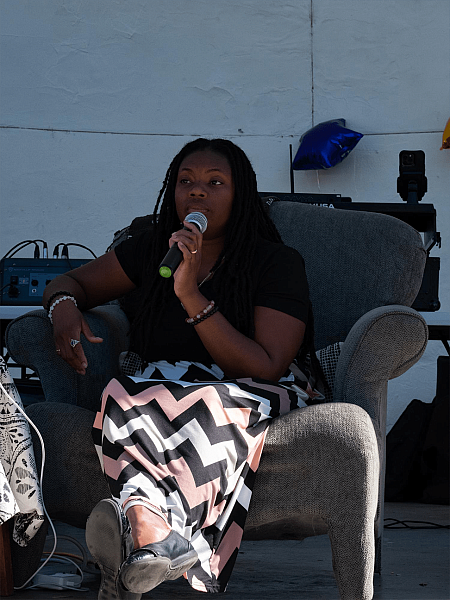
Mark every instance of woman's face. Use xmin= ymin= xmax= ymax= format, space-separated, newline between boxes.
xmin=175 ymin=150 xmax=234 ymax=240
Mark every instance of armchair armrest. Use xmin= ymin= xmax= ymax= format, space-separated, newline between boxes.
xmin=333 ymin=305 xmax=428 ymax=429
xmin=332 ymin=304 xmax=428 ymax=571
xmin=5 ymin=305 xmax=130 ymax=412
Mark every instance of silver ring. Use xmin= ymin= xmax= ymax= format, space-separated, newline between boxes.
xmin=70 ymin=339 xmax=80 ymax=348
xmin=191 ymin=249 xmax=198 ymax=254
xmin=56 ymin=349 xmax=61 ymax=353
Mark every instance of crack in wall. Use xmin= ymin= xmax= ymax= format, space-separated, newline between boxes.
xmin=0 ymin=125 xmax=442 ymax=137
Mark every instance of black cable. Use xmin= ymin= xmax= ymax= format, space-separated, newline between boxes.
xmin=52 ymin=244 xmax=63 ymax=258
xmin=62 ymin=243 xmax=97 ymax=258
xmin=52 ymin=243 xmax=96 ymax=272
xmin=53 ymin=243 xmax=97 ymax=260
xmin=31 ymin=239 xmax=47 ymax=258
xmin=2 ymin=239 xmax=49 ymax=259
xmin=2 ymin=240 xmax=95 ymax=261
xmin=2 ymin=240 xmax=34 ymax=258
xmin=2 ymin=240 xmax=39 ymax=259
xmin=384 ymin=518 xmax=449 ymax=529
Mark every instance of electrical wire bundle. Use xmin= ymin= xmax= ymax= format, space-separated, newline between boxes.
xmin=1 ymin=239 xmax=97 ymax=261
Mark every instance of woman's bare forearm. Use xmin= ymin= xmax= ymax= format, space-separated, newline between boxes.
xmin=180 ymin=291 xmax=305 ymax=381
xmin=42 ymin=274 xmax=88 ymax=310
xmin=43 ymin=252 xmax=136 ymax=312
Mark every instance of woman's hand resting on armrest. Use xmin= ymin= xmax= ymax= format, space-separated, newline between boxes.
xmin=43 ymin=251 xmax=136 ymax=375
xmin=50 ymin=299 xmax=103 ymax=375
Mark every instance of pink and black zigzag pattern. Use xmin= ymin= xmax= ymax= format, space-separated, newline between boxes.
xmin=92 ymin=370 xmax=300 ymax=592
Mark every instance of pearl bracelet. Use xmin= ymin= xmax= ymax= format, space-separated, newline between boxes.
xmin=185 ymin=300 xmax=217 ymax=325
xmin=46 ymin=291 xmax=74 ymax=313
xmin=48 ymin=295 xmax=77 ymax=324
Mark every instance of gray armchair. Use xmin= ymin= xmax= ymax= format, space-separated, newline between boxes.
xmin=5 ymin=201 xmax=428 ymax=600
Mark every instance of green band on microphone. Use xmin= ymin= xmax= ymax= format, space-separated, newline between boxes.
xmin=159 ymin=266 xmax=172 ymax=278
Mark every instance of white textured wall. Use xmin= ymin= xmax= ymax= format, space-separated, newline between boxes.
xmin=1 ymin=0 xmax=449 ymax=430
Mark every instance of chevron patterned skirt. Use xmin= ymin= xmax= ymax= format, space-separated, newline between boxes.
xmin=92 ymin=361 xmax=303 ymax=593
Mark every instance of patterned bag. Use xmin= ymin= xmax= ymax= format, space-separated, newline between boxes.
xmin=0 ymin=357 xmax=45 ymax=546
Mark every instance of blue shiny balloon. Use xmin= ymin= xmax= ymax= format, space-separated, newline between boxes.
xmin=292 ymin=119 xmax=363 ymax=170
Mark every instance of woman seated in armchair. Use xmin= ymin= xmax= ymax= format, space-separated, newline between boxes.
xmin=43 ymin=138 xmax=326 ymax=600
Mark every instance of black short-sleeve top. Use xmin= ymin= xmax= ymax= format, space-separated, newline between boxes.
xmin=115 ymin=232 xmax=309 ymax=365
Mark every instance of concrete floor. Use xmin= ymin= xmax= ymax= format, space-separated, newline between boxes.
xmin=5 ymin=502 xmax=449 ymax=600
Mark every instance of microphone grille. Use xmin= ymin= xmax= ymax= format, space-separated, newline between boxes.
xmin=186 ymin=212 xmax=208 ymax=233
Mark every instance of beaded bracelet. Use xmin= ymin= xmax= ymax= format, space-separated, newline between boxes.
xmin=48 ymin=295 xmax=77 ymax=324
xmin=46 ymin=291 xmax=74 ymax=313
xmin=185 ymin=300 xmax=217 ymax=325
xmin=191 ymin=305 xmax=219 ymax=325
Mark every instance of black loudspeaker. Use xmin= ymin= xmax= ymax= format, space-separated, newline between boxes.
xmin=385 ymin=356 xmax=449 ymax=504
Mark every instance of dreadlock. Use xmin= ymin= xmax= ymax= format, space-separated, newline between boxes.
xmin=128 ymin=138 xmax=324 ymax=389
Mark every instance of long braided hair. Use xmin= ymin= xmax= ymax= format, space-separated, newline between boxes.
xmin=129 ymin=138 xmax=322 ymax=385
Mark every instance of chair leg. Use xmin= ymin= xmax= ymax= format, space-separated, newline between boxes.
xmin=328 ymin=514 xmax=375 ymax=600
xmin=0 ymin=520 xmax=14 ymax=597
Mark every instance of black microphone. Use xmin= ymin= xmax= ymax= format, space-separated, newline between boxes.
xmin=159 ymin=212 xmax=208 ymax=278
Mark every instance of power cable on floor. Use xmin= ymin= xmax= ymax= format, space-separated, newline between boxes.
xmin=43 ymin=534 xmax=99 ymax=575
xmin=384 ymin=518 xmax=449 ymax=529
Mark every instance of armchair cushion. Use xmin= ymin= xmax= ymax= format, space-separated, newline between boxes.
xmin=269 ymin=202 xmax=427 ymax=349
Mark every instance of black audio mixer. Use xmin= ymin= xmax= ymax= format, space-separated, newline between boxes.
xmin=0 ymin=258 xmax=91 ymax=305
